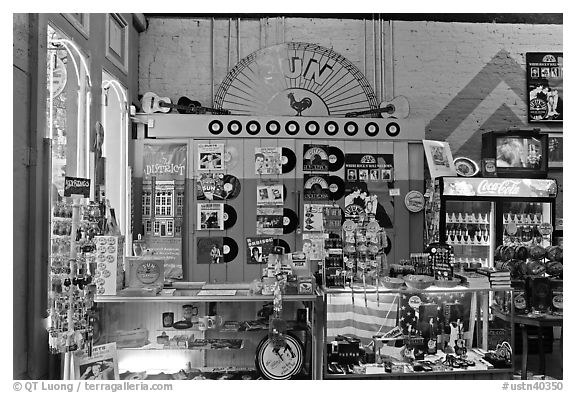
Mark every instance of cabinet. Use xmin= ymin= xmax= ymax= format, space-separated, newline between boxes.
xmin=319 ymin=285 xmax=515 ymax=380
xmin=94 ymin=287 xmax=320 ymax=380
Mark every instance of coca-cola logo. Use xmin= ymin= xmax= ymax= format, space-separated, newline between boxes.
xmin=478 ymin=179 xmax=521 ymax=195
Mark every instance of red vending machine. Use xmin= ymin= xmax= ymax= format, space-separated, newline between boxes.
xmin=429 ymin=177 xmax=557 ymax=269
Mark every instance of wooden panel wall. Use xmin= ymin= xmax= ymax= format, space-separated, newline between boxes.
xmin=132 ymin=134 xmax=423 ymax=283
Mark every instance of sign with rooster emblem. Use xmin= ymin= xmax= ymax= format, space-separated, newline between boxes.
xmin=214 ymin=42 xmax=379 ymax=117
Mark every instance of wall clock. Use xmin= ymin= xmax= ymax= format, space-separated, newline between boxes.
xmin=255 ymin=333 xmax=304 ymax=380
xmin=214 ymin=42 xmax=379 ymax=117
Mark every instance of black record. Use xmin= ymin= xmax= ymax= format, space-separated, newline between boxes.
xmin=328 ymin=175 xmax=345 ymax=200
xmin=328 ymin=146 xmax=345 ymax=172
xmin=281 ymin=148 xmax=296 ymax=174
xmin=383 ymin=235 xmax=392 ymax=255
xmin=283 ymin=208 xmax=298 ymax=234
xmin=223 ymin=205 xmax=237 ymax=229
xmin=222 ymin=175 xmax=241 ymax=200
xmin=223 ymin=237 xmax=239 ymax=262
xmin=272 ymin=239 xmax=291 ymax=254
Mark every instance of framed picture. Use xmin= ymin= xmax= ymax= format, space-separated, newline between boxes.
xmin=105 ymin=13 xmax=129 ymax=74
xmin=422 ymin=140 xmax=457 ymax=180
xmin=62 ymin=13 xmax=90 ymax=38
xmin=73 ymin=343 xmax=119 ymax=380
xmin=548 ymin=133 xmax=563 ymax=168
xmin=527 ymin=52 xmax=563 ymax=123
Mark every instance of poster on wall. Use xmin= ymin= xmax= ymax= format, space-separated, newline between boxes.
xmin=257 ymin=181 xmax=284 ymax=205
xmin=255 ymin=147 xmax=282 ymax=175
xmin=73 ymin=343 xmax=119 ymax=380
xmin=197 ymin=143 xmax=224 ymax=170
xmin=197 ymin=237 xmax=224 ymax=264
xmin=343 ymin=153 xmax=395 ymax=228
xmin=303 ymin=144 xmax=329 ymax=171
xmin=303 ymin=174 xmax=330 ymax=201
xmin=303 ymin=204 xmax=325 ymax=232
xmin=142 ymin=143 xmax=187 ymax=280
xmin=246 ymin=237 xmax=275 ymax=264
xmin=197 ymin=203 xmax=224 ymax=230
xmin=345 ymin=153 xmax=394 ymax=183
xmin=422 ymin=140 xmax=457 ymax=180
xmin=527 ymin=52 xmax=563 ymax=123
xmin=256 ymin=207 xmax=283 ymax=235
xmin=196 ymin=173 xmax=224 ymax=200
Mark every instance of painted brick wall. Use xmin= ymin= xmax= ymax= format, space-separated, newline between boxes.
xmin=139 ymin=18 xmax=562 ymax=153
xmin=138 ymin=17 xmax=563 ymax=223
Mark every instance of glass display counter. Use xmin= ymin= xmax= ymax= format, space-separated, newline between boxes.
xmin=319 ymin=285 xmax=515 ymax=380
xmin=94 ymin=286 xmax=320 ymax=380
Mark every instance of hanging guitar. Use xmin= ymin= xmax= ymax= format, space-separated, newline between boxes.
xmin=140 ymin=92 xmax=230 ymax=115
xmin=345 ymin=96 xmax=409 ymax=119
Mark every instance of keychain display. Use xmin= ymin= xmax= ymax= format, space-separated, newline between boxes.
xmin=48 ymin=200 xmax=106 ymax=355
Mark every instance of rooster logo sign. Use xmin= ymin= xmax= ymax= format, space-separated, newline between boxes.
xmin=287 ymin=92 xmax=312 ymax=116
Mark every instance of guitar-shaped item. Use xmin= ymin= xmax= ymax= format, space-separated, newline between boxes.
xmin=176 ymin=96 xmax=230 ymax=115
xmin=345 ymin=96 xmax=410 ymax=119
xmin=141 ymin=92 xmax=230 ymax=115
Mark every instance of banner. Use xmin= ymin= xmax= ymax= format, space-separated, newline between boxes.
xmin=141 ymin=143 xmax=187 ymax=280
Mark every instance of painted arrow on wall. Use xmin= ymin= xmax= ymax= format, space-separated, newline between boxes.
xmin=426 ymin=49 xmax=558 ymax=163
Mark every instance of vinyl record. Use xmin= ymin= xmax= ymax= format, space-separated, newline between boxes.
xmin=223 ymin=237 xmax=239 ymax=262
xmin=383 ymin=235 xmax=392 ymax=255
xmin=222 ymin=175 xmax=241 ymax=200
xmin=223 ymin=205 xmax=237 ymax=229
xmin=272 ymin=239 xmax=291 ymax=254
xmin=281 ymin=147 xmax=296 ymax=174
xmin=328 ymin=146 xmax=345 ymax=171
xmin=223 ymin=146 xmax=240 ymax=170
xmin=283 ymin=208 xmax=298 ymax=234
xmin=328 ymin=175 xmax=345 ymax=200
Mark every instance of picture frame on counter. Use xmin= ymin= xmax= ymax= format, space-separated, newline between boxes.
xmin=548 ymin=133 xmax=563 ymax=168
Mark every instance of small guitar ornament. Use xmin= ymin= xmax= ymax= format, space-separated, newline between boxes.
xmin=141 ymin=92 xmax=230 ymax=115
xmin=345 ymin=96 xmax=410 ymax=119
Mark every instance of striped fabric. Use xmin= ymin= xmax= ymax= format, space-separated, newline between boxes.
xmin=326 ymin=293 xmax=400 ymax=344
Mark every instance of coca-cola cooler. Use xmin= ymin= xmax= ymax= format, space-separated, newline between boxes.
xmin=428 ymin=177 xmax=557 ymax=269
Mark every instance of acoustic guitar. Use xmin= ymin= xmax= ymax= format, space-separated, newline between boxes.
xmin=141 ymin=92 xmax=230 ymax=115
xmin=344 ymin=96 xmax=410 ymax=119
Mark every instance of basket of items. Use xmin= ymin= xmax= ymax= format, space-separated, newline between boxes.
xmin=403 ymin=274 xmax=434 ymax=290
xmin=381 ymin=276 xmax=405 ymax=290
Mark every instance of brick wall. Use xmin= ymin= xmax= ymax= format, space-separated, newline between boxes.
xmin=138 ymin=16 xmax=563 ymax=220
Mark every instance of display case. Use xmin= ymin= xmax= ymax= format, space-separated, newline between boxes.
xmin=319 ymin=285 xmax=515 ymax=380
xmin=94 ymin=286 xmax=320 ymax=380
xmin=427 ymin=177 xmax=557 ymax=269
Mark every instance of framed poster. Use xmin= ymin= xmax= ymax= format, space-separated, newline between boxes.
xmin=73 ymin=343 xmax=118 ymax=380
xmin=527 ymin=52 xmax=563 ymax=123
xmin=422 ymin=140 xmax=457 ymax=180
xmin=548 ymin=133 xmax=563 ymax=168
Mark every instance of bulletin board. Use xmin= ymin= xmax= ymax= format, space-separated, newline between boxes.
xmin=132 ymin=114 xmax=425 ymax=283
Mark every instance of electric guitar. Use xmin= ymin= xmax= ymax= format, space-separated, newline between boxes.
xmin=345 ymin=96 xmax=410 ymax=119
xmin=140 ymin=92 xmax=230 ymax=115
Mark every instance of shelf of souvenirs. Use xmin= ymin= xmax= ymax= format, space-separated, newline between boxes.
xmin=324 ymin=348 xmax=512 ymax=378
xmin=95 ymin=285 xmax=319 ymax=303
xmin=118 ymin=367 xmax=265 ymax=380
xmin=320 ymin=284 xmax=511 ymax=295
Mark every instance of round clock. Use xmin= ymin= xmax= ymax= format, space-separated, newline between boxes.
xmin=136 ymin=261 xmax=161 ymax=284
xmin=214 ymin=42 xmax=379 ymax=117
xmin=255 ymin=333 xmax=304 ymax=380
